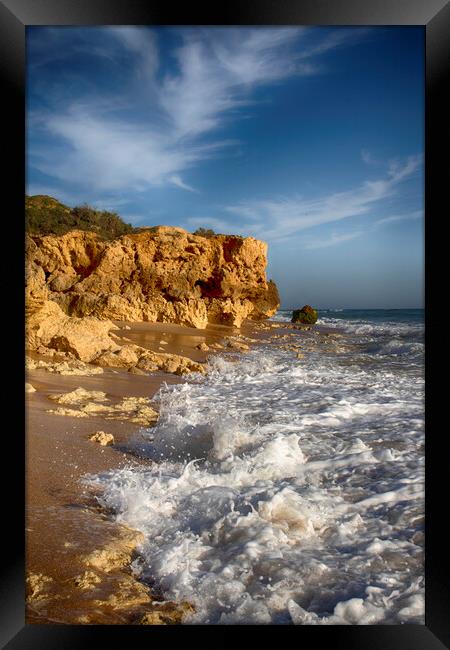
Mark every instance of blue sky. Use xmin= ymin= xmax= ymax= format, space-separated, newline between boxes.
xmin=26 ymin=26 xmax=424 ymax=309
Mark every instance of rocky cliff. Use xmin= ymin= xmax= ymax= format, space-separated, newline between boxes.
xmin=26 ymin=227 xmax=280 ymax=329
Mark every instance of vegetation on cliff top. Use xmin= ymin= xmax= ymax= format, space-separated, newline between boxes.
xmin=25 ymin=195 xmax=135 ymax=240
xmin=193 ymin=227 xmax=216 ymax=238
xmin=25 ymin=195 xmax=223 ymax=241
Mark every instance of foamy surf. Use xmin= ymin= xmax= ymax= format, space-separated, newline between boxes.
xmin=87 ymin=311 xmax=424 ymax=624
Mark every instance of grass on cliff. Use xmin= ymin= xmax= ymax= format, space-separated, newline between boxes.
xmin=25 ymin=195 xmax=135 ymax=240
xmin=26 ymin=195 xmax=227 ymax=241
xmin=193 ymin=227 xmax=216 ymax=238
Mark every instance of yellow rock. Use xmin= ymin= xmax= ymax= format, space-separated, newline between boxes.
xmin=26 ymin=229 xmax=279 ymax=329
xmin=25 ymin=297 xmax=118 ymax=362
xmin=26 ymin=573 xmax=53 ymax=602
xmin=83 ymin=526 xmax=144 ymax=572
xmin=139 ymin=601 xmax=195 ymax=625
xmin=88 ymin=431 xmax=115 ymax=446
xmin=74 ymin=570 xmax=102 ymax=590
xmin=47 ymin=389 xmax=159 ymax=425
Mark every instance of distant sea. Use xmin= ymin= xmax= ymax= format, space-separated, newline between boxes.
xmin=89 ymin=308 xmax=425 ymax=625
xmin=275 ymin=307 xmax=424 ymax=325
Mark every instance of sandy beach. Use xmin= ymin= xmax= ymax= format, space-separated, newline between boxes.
xmin=26 ymin=318 xmax=300 ymax=624
xmin=25 ymin=310 xmax=425 ymax=626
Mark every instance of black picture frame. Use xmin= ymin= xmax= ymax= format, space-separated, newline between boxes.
xmin=2 ymin=0 xmax=448 ymax=646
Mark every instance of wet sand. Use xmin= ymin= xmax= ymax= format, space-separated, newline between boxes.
xmin=111 ymin=319 xmax=241 ymax=360
xmin=25 ymin=320 xmax=238 ymax=624
xmin=25 ymin=318 xmax=316 ymax=624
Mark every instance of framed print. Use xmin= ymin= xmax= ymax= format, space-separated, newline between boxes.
xmin=1 ymin=0 xmax=448 ymax=646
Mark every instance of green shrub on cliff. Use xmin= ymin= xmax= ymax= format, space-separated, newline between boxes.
xmin=25 ymin=195 xmax=135 ymax=240
xmin=291 ymin=305 xmax=318 ymax=324
xmin=193 ymin=227 xmax=216 ymax=238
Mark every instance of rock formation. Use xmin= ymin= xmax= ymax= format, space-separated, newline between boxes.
xmin=25 ymin=227 xmax=279 ymax=329
xmin=291 ymin=305 xmax=318 ymax=325
xmin=47 ymin=388 xmax=160 ymax=425
xmin=89 ymin=431 xmax=115 ymax=446
xmin=25 ymin=297 xmax=205 ymax=375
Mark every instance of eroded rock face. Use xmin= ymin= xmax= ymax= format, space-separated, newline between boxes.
xmin=25 ymin=228 xmax=279 ymax=328
xmin=25 ymin=297 xmax=119 ymax=362
xmin=25 ymin=298 xmax=205 ymax=375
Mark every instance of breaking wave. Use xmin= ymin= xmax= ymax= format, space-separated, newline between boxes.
xmin=87 ymin=311 xmax=424 ymax=624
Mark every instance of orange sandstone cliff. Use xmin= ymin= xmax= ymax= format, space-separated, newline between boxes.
xmin=26 ymin=227 xmax=279 ymax=329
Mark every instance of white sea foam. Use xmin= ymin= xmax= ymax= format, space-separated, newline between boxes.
xmin=87 ymin=315 xmax=424 ymax=625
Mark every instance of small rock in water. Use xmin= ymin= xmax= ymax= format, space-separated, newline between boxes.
xmin=196 ymin=342 xmax=209 ymax=351
xmin=25 ymin=383 xmax=36 ymax=393
xmin=225 ymin=339 xmax=250 ymax=351
xmin=291 ymin=305 xmax=318 ymax=324
xmin=139 ymin=601 xmax=195 ymax=625
xmin=88 ymin=431 xmax=115 ymax=446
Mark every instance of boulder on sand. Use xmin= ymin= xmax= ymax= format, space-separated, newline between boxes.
xmin=89 ymin=431 xmax=115 ymax=446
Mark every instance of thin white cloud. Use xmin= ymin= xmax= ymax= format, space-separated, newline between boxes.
xmin=169 ymin=175 xmax=199 ymax=193
xmin=108 ymin=27 xmax=159 ymax=78
xmin=158 ymin=28 xmax=308 ymax=139
xmin=303 ymin=231 xmax=363 ymax=249
xmin=30 ymin=27 xmax=368 ymax=195
xmin=361 ymin=149 xmax=377 ymax=165
xmin=34 ymin=107 xmax=226 ymax=192
xmin=225 ymin=155 xmax=422 ymax=242
xmin=387 ymin=157 xmax=422 ymax=182
xmin=297 ymin=28 xmax=369 ymax=60
xmin=375 ymin=210 xmax=423 ymax=226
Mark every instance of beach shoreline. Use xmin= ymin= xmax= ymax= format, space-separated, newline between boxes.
xmin=25 ymin=312 xmax=424 ymax=625
xmin=26 ymin=316 xmax=309 ymax=624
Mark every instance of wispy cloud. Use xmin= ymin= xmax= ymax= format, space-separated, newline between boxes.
xmin=225 ymin=155 xmax=422 ymax=242
xmin=302 ymin=207 xmax=424 ymax=254
xmin=297 ymin=27 xmax=369 ymax=60
xmin=303 ymin=231 xmax=363 ymax=249
xmin=107 ymin=27 xmax=159 ymax=80
xmin=33 ymin=107 xmax=223 ymax=192
xmin=169 ymin=175 xmax=199 ymax=193
xmin=28 ymin=27 xmax=368 ymax=196
xmin=361 ymin=148 xmax=377 ymax=165
xmin=158 ymin=28 xmax=307 ymax=139
xmin=375 ymin=209 xmax=423 ymax=227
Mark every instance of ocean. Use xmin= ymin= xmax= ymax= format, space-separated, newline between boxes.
xmin=88 ymin=309 xmax=425 ymax=624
